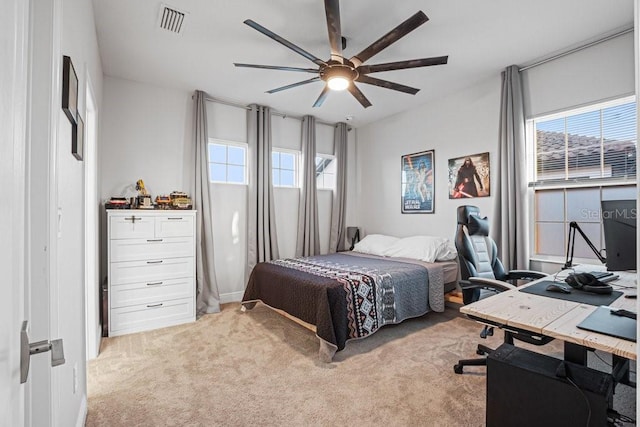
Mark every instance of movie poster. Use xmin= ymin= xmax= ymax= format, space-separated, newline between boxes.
xmin=448 ymin=152 xmax=490 ymax=199
xmin=401 ymin=150 xmax=434 ymax=213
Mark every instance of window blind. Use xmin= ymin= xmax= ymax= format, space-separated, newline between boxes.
xmin=532 ymin=98 xmax=636 ymax=187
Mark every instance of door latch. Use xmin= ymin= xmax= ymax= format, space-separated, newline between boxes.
xmin=20 ymin=320 xmax=65 ymax=384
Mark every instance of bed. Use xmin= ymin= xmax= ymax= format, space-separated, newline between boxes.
xmin=241 ymin=235 xmax=459 ymax=362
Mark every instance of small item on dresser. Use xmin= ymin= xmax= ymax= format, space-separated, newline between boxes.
xmin=136 ymin=179 xmax=153 ymax=209
xmin=170 ymin=191 xmax=192 ymax=209
xmin=155 ymin=195 xmax=172 ymax=209
xmin=105 ymin=197 xmax=130 ymax=209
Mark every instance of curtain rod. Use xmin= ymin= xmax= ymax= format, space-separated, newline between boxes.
xmin=200 ymin=94 xmax=339 ymax=127
xmin=519 ymin=27 xmax=633 ymax=72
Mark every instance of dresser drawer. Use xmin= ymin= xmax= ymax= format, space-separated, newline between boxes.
xmin=110 ymin=257 xmax=194 ymax=285
xmin=109 ymin=297 xmax=194 ymax=336
xmin=155 ymin=215 xmax=194 ymax=238
xmin=110 ymin=277 xmax=194 ymax=308
xmin=109 ymin=215 xmax=155 ymax=239
xmin=110 ymin=237 xmax=194 ymax=262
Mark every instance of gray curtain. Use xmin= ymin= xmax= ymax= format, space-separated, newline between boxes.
xmin=193 ymin=90 xmax=221 ymax=314
xmin=246 ymin=104 xmax=279 ymax=279
xmin=329 ymin=122 xmax=348 ymax=253
xmin=494 ymin=65 xmax=530 ymax=270
xmin=296 ymin=115 xmax=320 ymax=257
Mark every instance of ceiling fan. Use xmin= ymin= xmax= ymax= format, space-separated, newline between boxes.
xmin=234 ymin=0 xmax=448 ymax=108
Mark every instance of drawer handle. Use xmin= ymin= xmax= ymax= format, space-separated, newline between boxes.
xmin=167 ymin=217 xmax=183 ymax=220
xmin=124 ymin=216 xmax=142 ymax=222
xmin=146 ymin=282 xmax=163 ymax=286
xmin=146 ymin=260 xmax=163 ymax=264
xmin=147 ymin=239 xmax=163 ymax=242
xmin=147 ymin=303 xmax=163 ymax=308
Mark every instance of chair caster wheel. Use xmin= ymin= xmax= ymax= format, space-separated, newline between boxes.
xmin=454 ymin=364 xmax=463 ymax=374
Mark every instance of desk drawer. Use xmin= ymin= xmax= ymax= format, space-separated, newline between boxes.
xmin=110 ymin=277 xmax=194 ymax=309
xmin=110 ymin=237 xmax=194 ymax=262
xmin=110 ymin=257 xmax=194 ymax=285
xmin=109 ymin=297 xmax=194 ymax=336
xmin=109 ymin=215 xmax=155 ymax=239
xmin=155 ymin=215 xmax=194 ymax=238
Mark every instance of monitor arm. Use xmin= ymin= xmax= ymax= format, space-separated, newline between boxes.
xmin=564 ymin=221 xmax=606 ymax=269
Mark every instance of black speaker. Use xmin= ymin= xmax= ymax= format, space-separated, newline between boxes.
xmin=486 ymin=344 xmax=613 ymax=427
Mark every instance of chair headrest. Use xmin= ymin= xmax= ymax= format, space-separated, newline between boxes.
xmin=468 ymin=215 xmax=490 ymax=236
xmin=457 ymin=205 xmax=480 ymax=225
xmin=456 ymin=205 xmax=489 ymax=236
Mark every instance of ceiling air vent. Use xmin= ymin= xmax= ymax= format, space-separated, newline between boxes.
xmin=157 ymin=4 xmax=187 ymax=35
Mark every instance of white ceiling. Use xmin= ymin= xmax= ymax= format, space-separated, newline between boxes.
xmin=92 ymin=0 xmax=634 ymax=127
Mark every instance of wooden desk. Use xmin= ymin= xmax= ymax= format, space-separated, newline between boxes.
xmin=460 ymin=270 xmax=637 ymax=364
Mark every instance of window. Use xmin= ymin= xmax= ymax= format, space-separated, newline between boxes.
xmin=528 ymin=97 xmax=636 ymax=260
xmin=315 ymin=155 xmax=336 ymax=190
xmin=272 ymin=150 xmax=298 ymax=187
xmin=208 ymin=140 xmax=247 ymax=184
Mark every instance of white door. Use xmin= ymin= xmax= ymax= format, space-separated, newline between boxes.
xmin=0 ymin=0 xmax=30 ymax=424
xmin=0 ymin=0 xmax=61 ymax=425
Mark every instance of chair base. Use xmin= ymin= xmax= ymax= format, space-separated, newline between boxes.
xmin=453 ymin=344 xmax=494 ymax=374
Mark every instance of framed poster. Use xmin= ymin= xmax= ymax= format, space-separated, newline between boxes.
xmin=72 ymin=113 xmax=84 ymax=161
xmin=62 ymin=55 xmax=78 ymax=125
xmin=448 ymin=152 xmax=490 ymax=199
xmin=401 ymin=150 xmax=434 ymax=213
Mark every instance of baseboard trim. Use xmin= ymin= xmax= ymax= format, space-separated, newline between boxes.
xmin=220 ymin=291 xmax=243 ymax=304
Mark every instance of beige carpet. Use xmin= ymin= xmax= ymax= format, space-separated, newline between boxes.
xmin=87 ymin=302 xmax=635 ymax=426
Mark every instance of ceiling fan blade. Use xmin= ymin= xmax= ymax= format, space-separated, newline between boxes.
xmin=347 ymin=83 xmax=372 ymax=108
xmin=266 ymin=76 xmax=321 ymax=94
xmin=234 ymin=63 xmax=319 ymax=73
xmin=356 ymin=75 xmax=419 ymax=95
xmin=244 ymin=19 xmax=325 ymax=66
xmin=324 ymin=0 xmax=343 ymax=62
xmin=358 ymin=56 xmax=448 ymax=74
xmin=350 ymin=11 xmax=429 ymax=66
xmin=312 ymin=85 xmax=331 ymax=108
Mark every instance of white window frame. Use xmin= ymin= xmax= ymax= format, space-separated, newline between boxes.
xmin=527 ymin=96 xmax=636 ymax=262
xmin=208 ymin=138 xmax=248 ymax=185
xmin=272 ymin=148 xmax=300 ymax=188
xmin=315 ymin=154 xmax=336 ymax=191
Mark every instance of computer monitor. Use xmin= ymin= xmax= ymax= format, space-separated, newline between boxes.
xmin=601 ymin=199 xmax=637 ymax=271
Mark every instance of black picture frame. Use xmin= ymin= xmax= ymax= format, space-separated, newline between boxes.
xmin=62 ymin=55 xmax=78 ymax=125
xmin=72 ymin=114 xmax=84 ymax=161
xmin=401 ymin=149 xmax=435 ymax=214
xmin=448 ymin=152 xmax=491 ymax=199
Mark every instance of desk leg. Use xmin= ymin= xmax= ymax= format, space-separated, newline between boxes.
xmin=612 ymin=355 xmax=635 ymax=388
xmin=564 ymin=342 xmax=587 ymax=365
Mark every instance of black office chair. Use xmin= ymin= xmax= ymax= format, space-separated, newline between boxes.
xmin=453 ymin=205 xmax=551 ymax=374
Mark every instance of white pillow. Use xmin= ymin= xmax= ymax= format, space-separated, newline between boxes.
xmin=383 ymin=235 xmax=455 ymax=263
xmin=352 ymin=234 xmax=399 ymax=256
xmin=436 ymin=240 xmax=458 ymax=261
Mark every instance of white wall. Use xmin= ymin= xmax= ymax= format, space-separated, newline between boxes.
xmin=355 ymin=75 xmax=501 ymax=241
xmin=57 ymin=0 xmax=103 ymax=425
xmin=100 ymin=77 xmax=193 ymax=199
xmin=354 ymin=31 xmax=635 ymax=270
xmin=100 ymin=84 xmax=349 ymax=303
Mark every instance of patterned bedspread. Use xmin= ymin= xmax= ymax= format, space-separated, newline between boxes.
xmin=241 ymin=253 xmax=445 ymax=358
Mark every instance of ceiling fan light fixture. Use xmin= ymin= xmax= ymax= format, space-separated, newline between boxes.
xmin=327 ymin=76 xmax=350 ymax=91
xmin=322 ymin=63 xmax=357 ymax=91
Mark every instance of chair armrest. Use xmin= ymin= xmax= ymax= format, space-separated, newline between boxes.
xmin=467 ymin=277 xmax=516 ymax=292
xmin=506 ymin=270 xmax=546 ymax=280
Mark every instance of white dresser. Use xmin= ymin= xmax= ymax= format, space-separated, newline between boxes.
xmin=107 ymin=210 xmax=196 ymax=336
